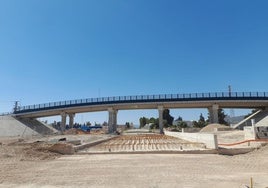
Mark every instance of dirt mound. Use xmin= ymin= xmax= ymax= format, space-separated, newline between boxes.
xmin=200 ymin=123 xmax=228 ymax=132
xmin=0 ymin=141 xmax=60 ymax=161
xmin=48 ymin=143 xmax=75 ymax=155
xmin=64 ymin=128 xmax=90 ymax=135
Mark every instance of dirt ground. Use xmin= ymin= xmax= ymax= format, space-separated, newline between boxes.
xmin=0 ymin=135 xmax=268 ymax=188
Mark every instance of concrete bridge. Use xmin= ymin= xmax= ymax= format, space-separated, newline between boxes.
xmin=12 ymin=92 xmax=268 ymax=133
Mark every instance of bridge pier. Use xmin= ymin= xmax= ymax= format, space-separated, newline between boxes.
xmin=60 ymin=112 xmax=67 ymax=132
xmin=208 ymin=104 xmax=219 ymax=123
xmin=68 ymin=113 xmax=75 ymax=128
xmin=108 ymin=108 xmax=117 ymax=133
xmin=158 ymin=106 xmax=164 ymax=134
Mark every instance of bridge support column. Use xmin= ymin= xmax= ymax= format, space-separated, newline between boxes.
xmin=208 ymin=104 xmax=219 ymax=123
xmin=158 ymin=106 xmax=164 ymax=134
xmin=68 ymin=113 xmax=75 ymax=128
xmin=108 ymin=108 xmax=117 ymax=133
xmin=60 ymin=112 xmax=67 ymax=132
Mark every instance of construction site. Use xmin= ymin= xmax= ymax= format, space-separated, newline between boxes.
xmin=0 ymin=114 xmax=268 ymax=188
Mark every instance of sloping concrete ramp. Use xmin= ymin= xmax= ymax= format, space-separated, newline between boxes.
xmin=232 ymin=109 xmax=268 ymax=129
xmin=0 ymin=116 xmax=57 ymax=137
xmin=0 ymin=116 xmax=39 ymax=137
xmin=233 ymin=110 xmax=262 ymax=129
xmin=15 ymin=117 xmax=58 ymax=135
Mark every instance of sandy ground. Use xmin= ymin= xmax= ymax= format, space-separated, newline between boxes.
xmin=0 ymin=133 xmax=268 ymax=188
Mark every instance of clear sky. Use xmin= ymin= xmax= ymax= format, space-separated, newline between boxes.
xmin=1 ymin=0 xmax=268 ymax=125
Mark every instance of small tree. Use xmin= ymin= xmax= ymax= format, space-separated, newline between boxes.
xmin=218 ymin=109 xmax=229 ymax=125
xmin=176 ymin=116 xmax=188 ymax=128
xmin=163 ymin=109 xmax=174 ymax=127
xmin=139 ymin=117 xmax=149 ymax=128
xmin=193 ymin=113 xmax=208 ymax=128
xmin=176 ymin=116 xmax=183 ymax=122
xmin=102 ymin=121 xmax=108 ymax=126
xmin=125 ymin=122 xmax=130 ymax=129
xmin=177 ymin=121 xmax=188 ymax=128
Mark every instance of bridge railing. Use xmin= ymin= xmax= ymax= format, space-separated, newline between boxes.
xmin=15 ymin=92 xmax=268 ymax=113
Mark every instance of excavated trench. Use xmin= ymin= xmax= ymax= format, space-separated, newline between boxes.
xmin=78 ymin=134 xmax=213 ymax=154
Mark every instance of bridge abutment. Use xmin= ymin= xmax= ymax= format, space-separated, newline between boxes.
xmin=208 ymin=104 xmax=219 ymax=123
xmin=108 ymin=108 xmax=117 ymax=133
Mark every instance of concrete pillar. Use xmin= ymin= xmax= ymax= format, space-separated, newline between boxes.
xmin=108 ymin=108 xmax=117 ymax=133
xmin=68 ymin=113 xmax=75 ymax=128
xmin=208 ymin=104 xmax=219 ymax=123
xmin=158 ymin=106 xmax=164 ymax=134
xmin=60 ymin=112 xmax=67 ymax=132
xmin=251 ymin=119 xmax=257 ymax=139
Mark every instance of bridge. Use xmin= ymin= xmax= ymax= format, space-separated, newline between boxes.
xmin=11 ymin=92 xmax=268 ymax=134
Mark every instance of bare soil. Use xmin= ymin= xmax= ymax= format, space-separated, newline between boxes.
xmin=0 ymin=135 xmax=268 ymax=188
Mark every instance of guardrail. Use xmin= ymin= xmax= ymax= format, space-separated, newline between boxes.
xmin=14 ymin=92 xmax=268 ymax=113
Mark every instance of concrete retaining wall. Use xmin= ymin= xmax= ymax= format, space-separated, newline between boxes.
xmin=181 ymin=128 xmax=201 ymax=133
xmin=0 ymin=115 xmax=39 ymax=137
xmin=165 ymin=131 xmax=218 ymax=149
xmin=256 ymin=126 xmax=268 ymax=139
xmin=244 ymin=124 xmax=268 ymax=140
xmin=244 ymin=126 xmax=256 ymax=140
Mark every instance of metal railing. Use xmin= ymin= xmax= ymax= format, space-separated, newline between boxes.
xmin=14 ymin=92 xmax=268 ymax=113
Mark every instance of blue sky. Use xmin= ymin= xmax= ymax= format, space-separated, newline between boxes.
xmin=1 ymin=0 xmax=268 ymax=124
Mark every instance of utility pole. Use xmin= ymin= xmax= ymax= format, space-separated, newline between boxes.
xmin=228 ymin=86 xmax=235 ymax=124
xmin=228 ymin=85 xmax=232 ymax=97
xmin=13 ymin=101 xmax=19 ymax=112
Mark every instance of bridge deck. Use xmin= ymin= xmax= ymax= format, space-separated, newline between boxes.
xmin=13 ymin=92 xmax=268 ymax=118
